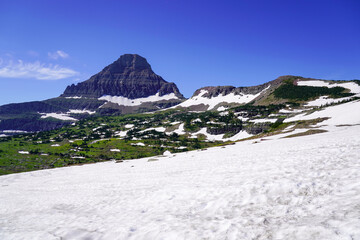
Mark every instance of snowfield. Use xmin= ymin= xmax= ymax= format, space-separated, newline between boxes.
xmin=1 ymin=122 xmax=360 ymax=239
xmin=2 ymin=96 xmax=360 ymax=239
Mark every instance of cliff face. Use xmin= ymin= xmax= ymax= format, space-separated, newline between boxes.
xmin=61 ymin=54 xmax=184 ymax=99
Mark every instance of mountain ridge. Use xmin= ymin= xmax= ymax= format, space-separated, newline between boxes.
xmin=0 ymin=54 xmax=359 ymax=132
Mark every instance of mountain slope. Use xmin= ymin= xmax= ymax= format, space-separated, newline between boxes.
xmin=175 ymin=75 xmax=360 ymax=111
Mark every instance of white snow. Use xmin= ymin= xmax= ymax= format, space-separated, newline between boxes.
xmin=0 ymin=134 xmax=7 ymax=137
xmin=163 ymin=150 xmax=172 ymax=156
xmin=114 ymin=131 xmax=128 ymax=137
xmin=65 ymin=96 xmax=82 ymax=99
xmin=68 ymin=109 xmax=96 ymax=115
xmin=237 ymin=116 xmax=249 ymax=121
xmin=40 ymin=113 xmax=77 ymax=121
xmin=140 ymin=127 xmax=166 ymax=133
xmin=110 ymin=149 xmax=121 ymax=152
xmin=173 ymin=123 xmax=186 ymax=135
xmin=217 ymin=106 xmax=228 ymax=111
xmin=226 ymin=130 xmax=253 ymax=141
xmin=219 ymin=111 xmax=229 ymax=116
xmin=284 ymin=99 xmax=360 ymax=126
xmin=131 ymin=142 xmax=145 ymax=146
xmin=18 ymin=151 xmax=29 ymax=155
xmin=71 ymin=156 xmax=85 ymax=159
xmin=191 ymin=128 xmax=225 ymax=141
xmin=279 ymin=108 xmax=304 ymax=114
xmin=1 ymin=124 xmax=360 ymax=239
xmin=250 ymin=118 xmax=278 ymax=123
xmin=297 ymin=80 xmax=360 ymax=93
xmin=51 ymin=144 xmax=60 ymax=147
xmin=2 ymin=130 xmax=27 ymax=133
xmin=191 ymin=118 xmax=202 ymax=123
xmin=305 ymin=96 xmax=353 ymax=107
xmin=178 ymin=87 xmax=268 ymax=111
xmin=124 ymin=124 xmax=134 ymax=129
xmin=99 ymin=92 xmax=179 ymax=106
xmin=191 ymin=128 xmax=252 ymax=142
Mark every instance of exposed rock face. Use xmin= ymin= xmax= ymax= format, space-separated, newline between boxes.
xmin=192 ymin=83 xmax=270 ymax=99
xmin=191 ymin=75 xmax=301 ymax=99
xmin=61 ymin=54 xmax=184 ymax=99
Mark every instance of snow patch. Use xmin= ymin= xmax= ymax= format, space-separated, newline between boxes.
xmin=173 ymin=123 xmax=185 ymax=135
xmin=40 ymin=113 xmax=77 ymax=121
xmin=250 ymin=118 xmax=277 ymax=123
xmin=99 ymin=92 xmax=179 ymax=106
xmin=131 ymin=142 xmax=145 ymax=146
xmin=18 ymin=151 xmax=29 ymax=154
xmin=140 ymin=127 xmax=166 ymax=133
xmin=2 ymin=130 xmax=28 ymax=133
xmin=68 ymin=109 xmax=96 ymax=115
xmin=64 ymin=96 xmax=82 ymax=99
xmin=110 ymin=149 xmax=121 ymax=152
xmin=217 ymin=106 xmax=227 ymax=111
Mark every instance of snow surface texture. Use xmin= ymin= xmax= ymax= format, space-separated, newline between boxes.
xmin=177 ymin=87 xmax=268 ymax=110
xmin=99 ymin=93 xmax=179 ymax=107
xmin=1 ymin=125 xmax=360 ymax=239
xmin=284 ymin=99 xmax=360 ymax=126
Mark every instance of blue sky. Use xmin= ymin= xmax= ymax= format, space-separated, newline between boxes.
xmin=0 ymin=0 xmax=359 ymax=105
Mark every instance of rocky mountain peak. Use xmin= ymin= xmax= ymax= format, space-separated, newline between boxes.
xmin=61 ymin=54 xmax=184 ymax=99
xmin=104 ymin=54 xmax=152 ymax=73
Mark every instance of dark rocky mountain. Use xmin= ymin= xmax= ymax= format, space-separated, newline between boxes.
xmin=61 ymin=54 xmax=184 ymax=99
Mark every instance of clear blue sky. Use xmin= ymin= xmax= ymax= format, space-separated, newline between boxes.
xmin=0 ymin=0 xmax=359 ymax=105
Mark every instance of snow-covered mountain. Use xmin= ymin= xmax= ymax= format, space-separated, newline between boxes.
xmin=0 ymin=56 xmax=359 ymax=133
xmin=175 ymin=76 xmax=360 ymax=111
xmin=61 ymin=54 xmax=184 ymax=111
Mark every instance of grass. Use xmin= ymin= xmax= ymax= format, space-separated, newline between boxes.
xmin=283 ymin=129 xmax=328 ymax=138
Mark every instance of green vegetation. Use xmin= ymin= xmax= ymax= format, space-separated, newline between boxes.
xmin=283 ymin=129 xmax=328 ymax=138
xmin=274 ymin=83 xmax=354 ymax=101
